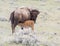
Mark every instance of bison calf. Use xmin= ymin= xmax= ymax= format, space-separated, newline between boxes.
xmin=18 ymin=20 xmax=34 ymax=31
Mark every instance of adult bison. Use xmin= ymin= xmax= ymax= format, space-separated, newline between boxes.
xmin=10 ymin=7 xmax=40 ymax=33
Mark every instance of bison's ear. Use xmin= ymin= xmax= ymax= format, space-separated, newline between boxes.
xmin=30 ymin=9 xmax=40 ymax=16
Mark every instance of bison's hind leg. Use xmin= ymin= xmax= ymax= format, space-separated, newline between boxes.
xmin=11 ymin=24 xmax=15 ymax=33
xmin=11 ymin=22 xmax=18 ymax=34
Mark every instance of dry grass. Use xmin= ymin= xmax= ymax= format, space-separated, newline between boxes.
xmin=0 ymin=0 xmax=60 ymax=46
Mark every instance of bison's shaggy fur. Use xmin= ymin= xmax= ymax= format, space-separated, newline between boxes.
xmin=10 ymin=7 xmax=40 ymax=33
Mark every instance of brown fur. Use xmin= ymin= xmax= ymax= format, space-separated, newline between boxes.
xmin=10 ymin=7 xmax=40 ymax=33
xmin=18 ymin=20 xmax=34 ymax=31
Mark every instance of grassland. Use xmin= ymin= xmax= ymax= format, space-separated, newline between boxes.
xmin=0 ymin=0 xmax=60 ymax=46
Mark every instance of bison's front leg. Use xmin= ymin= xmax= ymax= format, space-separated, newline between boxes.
xmin=31 ymin=23 xmax=34 ymax=31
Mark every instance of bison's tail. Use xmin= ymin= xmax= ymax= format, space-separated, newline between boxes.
xmin=9 ymin=11 xmax=15 ymax=24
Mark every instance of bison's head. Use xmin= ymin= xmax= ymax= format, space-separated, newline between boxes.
xmin=30 ymin=9 xmax=40 ymax=23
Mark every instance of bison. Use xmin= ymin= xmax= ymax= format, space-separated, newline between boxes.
xmin=10 ymin=7 xmax=40 ymax=33
xmin=18 ymin=20 xmax=34 ymax=31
